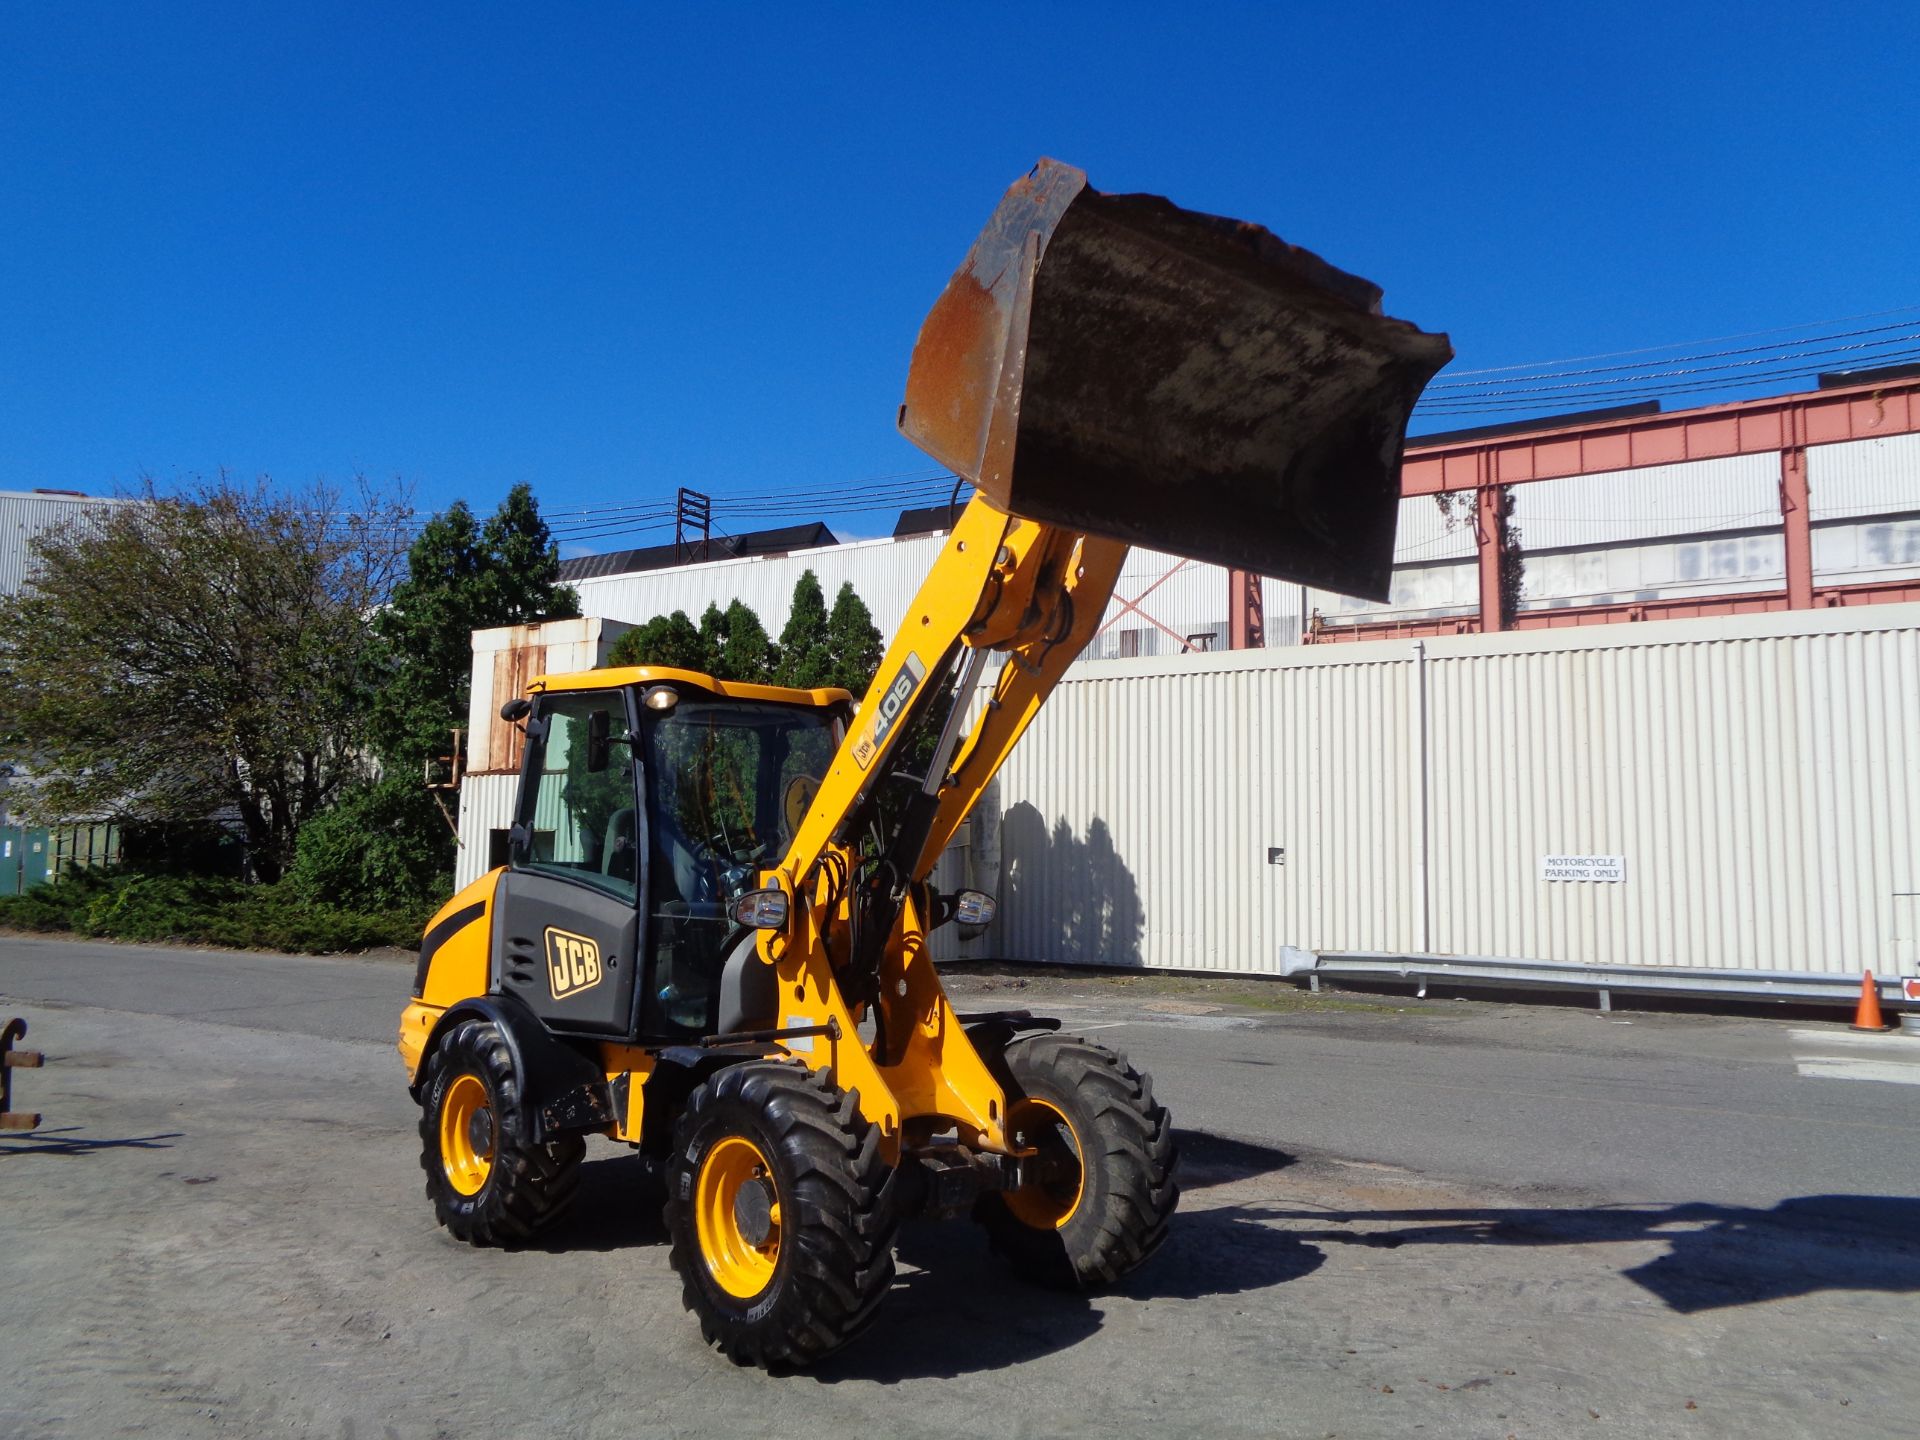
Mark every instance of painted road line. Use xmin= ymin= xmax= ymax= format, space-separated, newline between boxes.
xmin=1785 ymin=1027 xmax=1920 ymax=1049
xmin=1794 ymin=1058 xmax=1920 ymax=1086
xmin=1790 ymin=1027 xmax=1920 ymax=1085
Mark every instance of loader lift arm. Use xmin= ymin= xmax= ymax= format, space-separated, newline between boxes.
xmin=746 ymin=160 xmax=1448 ymax=1161
xmin=755 ymin=495 xmax=1129 ymax=1155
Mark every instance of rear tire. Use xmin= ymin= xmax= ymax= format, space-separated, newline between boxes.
xmin=418 ymin=1019 xmax=584 ymax=1245
xmin=975 ymin=1032 xmax=1178 ymax=1289
xmin=664 ymin=1062 xmax=897 ymax=1368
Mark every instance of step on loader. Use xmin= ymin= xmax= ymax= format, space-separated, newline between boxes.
xmin=399 ymin=159 xmax=1450 ymax=1368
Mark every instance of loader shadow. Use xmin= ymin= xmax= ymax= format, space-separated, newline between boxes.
xmin=815 ymin=1208 xmax=1325 ymax=1383
xmin=1175 ymin=1127 xmax=1299 ymax=1190
xmin=815 ymin=1129 xmax=1321 ymax=1382
xmin=1255 ymin=1193 xmax=1920 ymax=1314
xmin=0 ymin=1125 xmax=181 ymax=1157
xmin=529 ymin=1150 xmax=667 ymax=1252
xmin=536 ymin=1130 xmax=1324 ymax=1378
xmin=997 ymin=802 xmax=1145 ymax=967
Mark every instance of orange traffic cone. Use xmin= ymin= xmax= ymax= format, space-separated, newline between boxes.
xmin=1850 ymin=970 xmax=1892 ymax=1032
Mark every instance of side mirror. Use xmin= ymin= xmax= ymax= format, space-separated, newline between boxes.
xmin=954 ymin=890 xmax=996 ymax=927
xmin=585 ymin=709 xmax=611 ymax=773
xmin=731 ymin=888 xmax=790 ymax=930
xmin=500 ymin=697 xmax=532 ymax=723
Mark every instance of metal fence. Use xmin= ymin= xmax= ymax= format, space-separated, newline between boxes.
xmin=0 ymin=822 xmax=121 ymax=895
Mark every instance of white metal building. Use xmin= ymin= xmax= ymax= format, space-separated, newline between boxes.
xmin=459 ymin=380 xmax=1920 ymax=993
xmin=457 ymin=603 xmax=1920 ymax=985
xmin=1 ymin=489 xmax=119 ymax=599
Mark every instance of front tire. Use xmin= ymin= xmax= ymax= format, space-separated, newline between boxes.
xmin=418 ymin=1019 xmax=584 ymax=1245
xmin=975 ymin=1033 xmax=1178 ymax=1289
xmin=664 ymin=1062 xmax=896 ymax=1368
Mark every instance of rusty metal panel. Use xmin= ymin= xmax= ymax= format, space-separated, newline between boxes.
xmin=465 ymin=617 xmax=635 ymax=775
xmin=485 ymin=642 xmax=543 ymax=775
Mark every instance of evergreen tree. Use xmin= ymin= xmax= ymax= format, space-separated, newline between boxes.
xmin=607 ymin=610 xmax=706 ymax=670
xmin=367 ymin=482 xmax=578 ymax=772
xmin=775 ymin=570 xmax=833 ymax=688
xmin=600 ymin=574 xmax=878 ymax=693
xmin=717 ymin=599 xmax=776 ymax=682
xmin=824 ymin=581 xmax=884 ymax=698
xmin=697 ymin=602 xmax=727 ymax=669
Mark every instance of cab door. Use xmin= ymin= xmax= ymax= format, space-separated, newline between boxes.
xmin=494 ymin=688 xmax=645 ymax=1039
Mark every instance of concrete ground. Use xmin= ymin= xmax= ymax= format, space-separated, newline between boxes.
xmin=3 ymin=934 xmax=1917 ymax=1439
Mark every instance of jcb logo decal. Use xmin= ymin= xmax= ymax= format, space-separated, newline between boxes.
xmin=545 ymin=928 xmax=603 ymax=1000
xmin=852 ymin=652 xmax=926 ymax=771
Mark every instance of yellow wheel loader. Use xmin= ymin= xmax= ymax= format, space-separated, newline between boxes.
xmin=399 ymin=159 xmax=1449 ymax=1368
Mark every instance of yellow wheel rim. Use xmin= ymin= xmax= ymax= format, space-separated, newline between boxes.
xmin=1005 ymin=1097 xmax=1084 ymax=1230
xmin=439 ymin=1073 xmax=494 ymax=1197
xmin=695 ymin=1135 xmax=782 ymax=1299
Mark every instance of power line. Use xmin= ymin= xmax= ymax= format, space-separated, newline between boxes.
xmin=1416 ymin=347 xmax=1920 ymax=416
xmin=1438 ymin=304 xmax=1920 ymax=379
xmin=1425 ymin=319 xmax=1920 ymax=392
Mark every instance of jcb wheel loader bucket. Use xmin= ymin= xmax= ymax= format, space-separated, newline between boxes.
xmin=899 ymin=160 xmax=1452 ymax=601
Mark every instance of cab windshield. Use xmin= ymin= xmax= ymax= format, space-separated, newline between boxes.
xmin=644 ymin=698 xmax=837 ymax=1031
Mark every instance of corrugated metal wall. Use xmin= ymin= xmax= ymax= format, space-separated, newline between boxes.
xmin=459 ymin=585 xmax=1920 ymax=979
xmin=978 ymin=604 xmax=1920 ymax=978
xmin=1513 ymin=456 xmax=1789 ymax=610
xmin=986 ymin=644 xmax=1421 ymax=971
xmin=1809 ymin=433 xmax=1920 ymax=586
xmin=456 ymin=774 xmax=519 ymax=889
xmin=0 ymin=491 xmax=119 ymax=597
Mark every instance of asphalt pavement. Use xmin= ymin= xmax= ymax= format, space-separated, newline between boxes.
xmin=4 ymin=933 xmax=1918 ymax=1439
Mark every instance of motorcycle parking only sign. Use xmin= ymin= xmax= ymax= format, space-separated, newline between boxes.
xmin=1540 ymin=854 xmax=1627 ymax=882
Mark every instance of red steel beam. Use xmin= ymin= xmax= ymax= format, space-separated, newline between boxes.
xmin=1402 ymin=375 xmax=1920 ymax=494
xmin=1306 ymin=377 xmax=1920 ymax=644
xmin=1779 ymin=408 xmax=1814 ymax=609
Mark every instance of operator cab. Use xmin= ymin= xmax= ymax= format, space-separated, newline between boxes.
xmin=495 ymin=667 xmax=853 ymax=1042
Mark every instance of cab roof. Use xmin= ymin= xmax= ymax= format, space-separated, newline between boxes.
xmin=529 ymin=665 xmax=854 ymax=709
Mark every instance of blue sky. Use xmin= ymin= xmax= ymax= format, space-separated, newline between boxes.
xmin=3 ymin=3 xmax=1915 ymax=549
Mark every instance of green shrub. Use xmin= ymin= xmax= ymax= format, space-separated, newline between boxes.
xmin=0 ymin=865 xmax=434 ymax=954
xmin=285 ymin=776 xmax=452 ymax=910
xmin=0 ymin=866 xmax=116 ymax=932
xmin=74 ymin=872 xmax=243 ymax=941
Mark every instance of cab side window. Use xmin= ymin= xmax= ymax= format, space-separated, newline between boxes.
xmin=512 ymin=694 xmax=638 ymax=902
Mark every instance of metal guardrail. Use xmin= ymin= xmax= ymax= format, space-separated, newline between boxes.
xmin=1277 ymin=948 xmax=1917 ymax=1014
